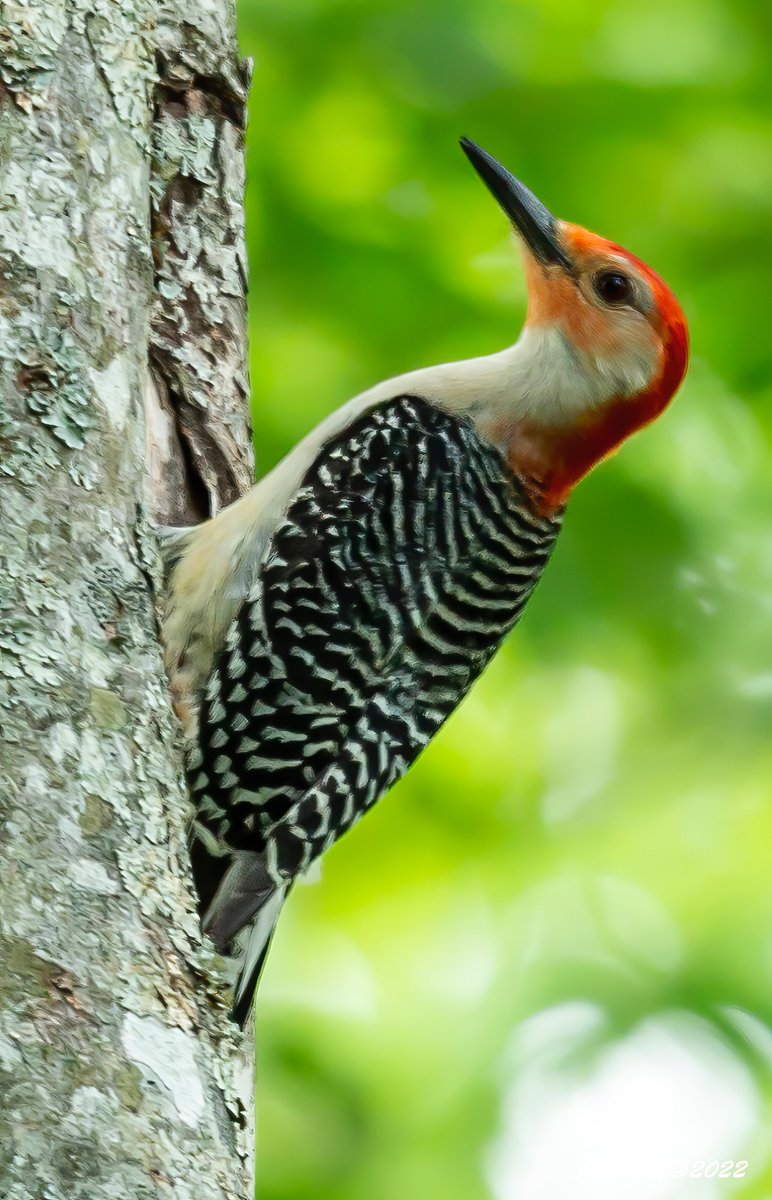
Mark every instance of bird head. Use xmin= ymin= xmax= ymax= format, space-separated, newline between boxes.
xmin=460 ymin=138 xmax=689 ymax=514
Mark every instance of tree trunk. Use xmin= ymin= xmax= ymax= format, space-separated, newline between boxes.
xmin=0 ymin=1 xmax=255 ymax=1196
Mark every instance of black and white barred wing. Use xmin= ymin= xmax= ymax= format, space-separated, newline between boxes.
xmin=193 ymin=395 xmax=561 ymax=898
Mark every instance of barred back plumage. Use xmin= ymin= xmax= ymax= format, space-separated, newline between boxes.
xmin=188 ymin=394 xmax=562 ymax=1017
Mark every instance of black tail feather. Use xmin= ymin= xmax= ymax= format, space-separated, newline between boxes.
xmin=230 ymin=928 xmax=276 ymax=1026
xmin=188 ymin=825 xmax=286 ymax=1026
xmin=230 ymin=886 xmax=287 ymax=1026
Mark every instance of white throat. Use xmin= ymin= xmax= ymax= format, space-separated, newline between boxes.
xmin=357 ymin=323 xmax=654 ymax=435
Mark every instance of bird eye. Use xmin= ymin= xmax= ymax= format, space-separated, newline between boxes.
xmin=594 ymin=270 xmax=633 ymax=305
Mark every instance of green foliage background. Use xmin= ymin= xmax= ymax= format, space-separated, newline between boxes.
xmin=236 ymin=0 xmax=772 ymax=1194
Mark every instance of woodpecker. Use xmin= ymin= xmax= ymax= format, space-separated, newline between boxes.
xmin=163 ymin=139 xmax=689 ymax=1024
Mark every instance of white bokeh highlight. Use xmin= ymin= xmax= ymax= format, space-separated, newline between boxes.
xmin=488 ymin=1004 xmax=761 ymax=1200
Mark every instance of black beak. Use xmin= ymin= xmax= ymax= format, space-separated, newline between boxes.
xmin=460 ymin=138 xmax=571 ymax=271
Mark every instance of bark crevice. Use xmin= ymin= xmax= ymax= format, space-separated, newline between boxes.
xmin=148 ymin=20 xmax=254 ymax=527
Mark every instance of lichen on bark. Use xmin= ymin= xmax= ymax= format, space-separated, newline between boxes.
xmin=0 ymin=0 xmax=255 ymax=1195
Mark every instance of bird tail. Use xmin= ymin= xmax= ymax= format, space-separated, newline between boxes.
xmin=230 ymin=888 xmax=286 ymax=1026
xmin=196 ymin=842 xmax=287 ymax=1026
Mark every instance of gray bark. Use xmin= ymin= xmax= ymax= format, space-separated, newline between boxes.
xmin=0 ymin=1 xmax=255 ymax=1196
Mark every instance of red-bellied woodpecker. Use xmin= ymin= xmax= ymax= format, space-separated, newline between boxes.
xmin=162 ymin=139 xmax=689 ymax=1024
